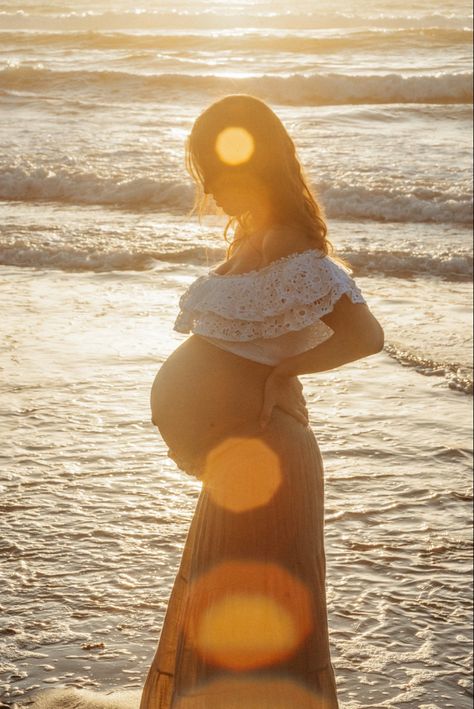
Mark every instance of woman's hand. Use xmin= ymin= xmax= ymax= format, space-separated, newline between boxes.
xmin=260 ymin=370 xmax=308 ymax=429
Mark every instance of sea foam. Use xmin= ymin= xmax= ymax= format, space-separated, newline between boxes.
xmin=29 ymin=688 xmax=140 ymax=709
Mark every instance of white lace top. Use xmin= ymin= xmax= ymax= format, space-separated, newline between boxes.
xmin=174 ymin=248 xmax=367 ymax=366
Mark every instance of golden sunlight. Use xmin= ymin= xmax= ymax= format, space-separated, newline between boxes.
xmin=215 ymin=126 xmax=255 ymax=166
xmin=203 ymin=437 xmax=282 ymax=512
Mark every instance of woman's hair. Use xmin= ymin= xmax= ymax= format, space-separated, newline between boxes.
xmin=186 ymin=94 xmax=336 ymax=259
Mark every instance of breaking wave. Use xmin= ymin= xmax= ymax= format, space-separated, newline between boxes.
xmin=2 ymin=27 xmax=471 ymax=53
xmin=1 ymin=164 xmax=471 ymax=226
xmin=0 ymin=240 xmax=471 ymax=282
xmin=0 ymin=65 xmax=471 ymax=106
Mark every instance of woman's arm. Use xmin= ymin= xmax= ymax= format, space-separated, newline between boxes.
xmin=278 ymin=295 xmax=383 ymax=378
xmin=260 ymin=295 xmax=384 ymax=427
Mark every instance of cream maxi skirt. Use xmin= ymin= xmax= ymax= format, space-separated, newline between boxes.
xmin=140 ymin=409 xmax=339 ymax=709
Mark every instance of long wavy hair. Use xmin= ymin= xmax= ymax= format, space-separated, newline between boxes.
xmin=186 ymin=94 xmax=336 ymax=260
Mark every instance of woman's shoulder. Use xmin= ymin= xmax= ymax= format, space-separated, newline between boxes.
xmin=260 ymin=223 xmax=316 ymax=266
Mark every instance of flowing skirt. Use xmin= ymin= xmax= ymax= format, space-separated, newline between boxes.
xmin=140 ymin=409 xmax=339 ymax=709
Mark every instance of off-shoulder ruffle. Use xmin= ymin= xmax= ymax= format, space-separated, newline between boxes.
xmin=174 ymin=249 xmax=366 ymax=342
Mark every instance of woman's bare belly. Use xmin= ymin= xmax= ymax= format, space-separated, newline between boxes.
xmin=150 ymin=336 xmax=272 ymax=471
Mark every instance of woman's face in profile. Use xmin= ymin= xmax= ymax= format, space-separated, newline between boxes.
xmin=203 ymin=170 xmax=270 ymax=219
xmin=203 ymin=171 xmax=251 ymax=216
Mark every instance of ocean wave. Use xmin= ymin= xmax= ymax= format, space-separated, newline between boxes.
xmin=0 ymin=242 xmax=225 ymax=272
xmin=344 ymin=249 xmax=473 ymax=280
xmin=2 ymin=27 xmax=471 ymax=53
xmin=0 ymin=166 xmax=194 ymax=210
xmin=384 ymin=343 xmax=473 ymax=395
xmin=1 ymin=164 xmax=471 ymax=227
xmin=321 ymin=183 xmax=472 ymax=226
xmin=0 ymin=240 xmax=471 ymax=282
xmin=0 ymin=9 xmax=470 ymax=31
xmin=1 ymin=65 xmax=471 ymax=106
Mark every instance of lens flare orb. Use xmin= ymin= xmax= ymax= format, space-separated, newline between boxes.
xmin=185 ymin=560 xmax=313 ymax=671
xmin=195 ymin=592 xmax=296 ymax=670
xmin=215 ymin=126 xmax=255 ymax=166
xmin=203 ymin=437 xmax=282 ymax=513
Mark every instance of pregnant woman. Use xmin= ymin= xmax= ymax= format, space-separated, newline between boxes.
xmin=141 ymin=95 xmax=384 ymax=709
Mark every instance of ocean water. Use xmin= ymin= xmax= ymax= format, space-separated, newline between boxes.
xmin=0 ymin=0 xmax=472 ymax=707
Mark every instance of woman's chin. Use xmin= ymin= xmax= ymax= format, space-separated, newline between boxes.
xmin=218 ymin=204 xmax=236 ymax=216
xmin=214 ymin=199 xmax=245 ymax=217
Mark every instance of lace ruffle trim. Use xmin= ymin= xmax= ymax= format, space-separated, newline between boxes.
xmin=174 ymin=249 xmax=366 ymax=342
